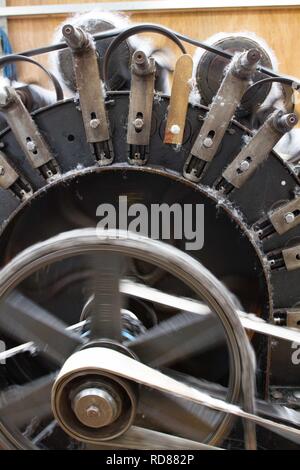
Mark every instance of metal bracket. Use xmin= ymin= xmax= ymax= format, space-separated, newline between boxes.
xmin=0 ymin=87 xmax=59 ymax=181
xmin=184 ymin=49 xmax=260 ymax=182
xmin=269 ymin=197 xmax=300 ymax=235
xmin=219 ymin=111 xmax=298 ymax=191
xmin=0 ymin=150 xmax=32 ymax=200
xmin=127 ymin=50 xmax=155 ymax=163
xmin=286 ymin=310 xmax=300 ymax=329
xmin=62 ymin=25 xmax=112 ymax=165
xmin=282 ymin=244 xmax=300 ymax=271
xmin=164 ymin=54 xmax=193 ymax=146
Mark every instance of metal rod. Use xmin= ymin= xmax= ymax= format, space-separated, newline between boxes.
xmin=0 ymin=1 xmax=300 ymax=18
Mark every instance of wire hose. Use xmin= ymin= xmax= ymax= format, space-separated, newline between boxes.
xmin=102 ymin=24 xmax=186 ymax=88
xmin=0 ymin=55 xmax=64 ymax=101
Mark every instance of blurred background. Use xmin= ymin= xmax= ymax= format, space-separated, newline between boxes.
xmin=2 ymin=0 xmax=300 ymax=87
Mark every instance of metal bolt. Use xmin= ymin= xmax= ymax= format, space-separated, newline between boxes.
xmin=86 ymin=405 xmax=101 ymax=418
xmin=239 ymin=160 xmax=250 ymax=172
xmin=284 ymin=212 xmax=295 ymax=224
xmin=271 ymin=390 xmax=283 ymax=399
xmin=0 ymin=166 xmax=5 ymax=176
xmin=170 ymin=124 xmax=180 ymax=135
xmin=26 ymin=140 xmax=37 ymax=153
xmin=72 ymin=387 xmax=120 ymax=428
xmin=90 ymin=118 xmax=101 ymax=129
xmin=203 ymin=137 xmax=213 ymax=148
xmin=133 ymin=118 xmax=144 ymax=131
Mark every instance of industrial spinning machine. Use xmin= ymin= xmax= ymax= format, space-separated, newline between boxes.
xmin=0 ymin=13 xmax=299 ymax=450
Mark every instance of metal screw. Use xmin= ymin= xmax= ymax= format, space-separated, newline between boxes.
xmin=90 ymin=118 xmax=101 ymax=129
xmin=284 ymin=212 xmax=295 ymax=224
xmin=203 ymin=137 xmax=213 ymax=148
xmin=26 ymin=140 xmax=37 ymax=153
xmin=133 ymin=118 xmax=144 ymax=131
xmin=170 ymin=124 xmax=180 ymax=135
xmin=86 ymin=405 xmax=101 ymax=418
xmin=239 ymin=160 xmax=250 ymax=172
xmin=0 ymin=166 xmax=5 ymax=176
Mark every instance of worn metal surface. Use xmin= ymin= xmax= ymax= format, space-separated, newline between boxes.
xmin=270 ymin=197 xmax=300 ymax=235
xmin=187 ymin=50 xmax=260 ymax=167
xmin=0 ymin=87 xmax=58 ymax=179
xmin=222 ymin=111 xmax=298 ymax=188
xmin=282 ymin=244 xmax=300 ymax=271
xmin=63 ymin=25 xmax=111 ymax=151
xmin=127 ymin=51 xmax=155 ymax=147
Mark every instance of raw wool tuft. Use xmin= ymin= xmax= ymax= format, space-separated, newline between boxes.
xmin=51 ymin=10 xmax=158 ymax=95
xmin=192 ymin=31 xmax=279 ymax=106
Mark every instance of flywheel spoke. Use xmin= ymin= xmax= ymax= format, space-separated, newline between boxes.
xmin=126 ymin=311 xmax=225 ymax=367
xmin=0 ymin=292 xmax=83 ymax=364
xmin=0 ymin=373 xmax=55 ymax=428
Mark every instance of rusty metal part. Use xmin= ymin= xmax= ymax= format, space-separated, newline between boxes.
xmin=184 ymin=49 xmax=260 ymax=182
xmin=282 ymin=244 xmax=300 ymax=271
xmin=164 ymin=54 xmax=193 ymax=146
xmin=269 ymin=197 xmax=300 ymax=235
xmin=221 ymin=111 xmax=298 ymax=189
xmin=62 ymin=24 xmax=112 ymax=164
xmin=286 ymin=309 xmax=300 ymax=329
xmin=0 ymin=87 xmax=59 ymax=180
xmin=0 ymin=151 xmax=19 ymax=190
xmin=196 ymin=35 xmax=274 ymax=114
xmin=0 ymin=151 xmax=32 ymax=200
xmin=127 ymin=51 xmax=156 ymax=147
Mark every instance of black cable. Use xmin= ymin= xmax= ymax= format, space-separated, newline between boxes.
xmin=16 ymin=23 xmax=282 ymax=80
xmin=102 ymin=24 xmax=186 ymax=88
xmin=0 ymin=55 xmax=64 ymax=101
xmin=243 ymin=76 xmax=300 ymax=102
xmin=4 ymin=22 xmax=297 ymax=89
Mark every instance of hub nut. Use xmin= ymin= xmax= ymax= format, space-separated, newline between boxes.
xmin=72 ymin=387 xmax=121 ymax=428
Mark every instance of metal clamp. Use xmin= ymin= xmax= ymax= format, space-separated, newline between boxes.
xmin=219 ymin=111 xmax=298 ymax=192
xmin=127 ymin=50 xmax=156 ymax=164
xmin=184 ymin=49 xmax=260 ymax=182
xmin=0 ymin=87 xmax=59 ymax=181
xmin=269 ymin=197 xmax=300 ymax=235
xmin=0 ymin=150 xmax=32 ymax=200
xmin=62 ymin=24 xmax=112 ymax=165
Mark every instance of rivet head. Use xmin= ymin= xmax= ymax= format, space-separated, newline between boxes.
xmin=284 ymin=212 xmax=295 ymax=224
xmin=203 ymin=137 xmax=213 ymax=148
xmin=170 ymin=124 xmax=180 ymax=135
xmin=90 ymin=118 xmax=101 ymax=129
xmin=26 ymin=140 xmax=37 ymax=152
xmin=239 ymin=160 xmax=250 ymax=172
xmin=133 ymin=118 xmax=144 ymax=131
